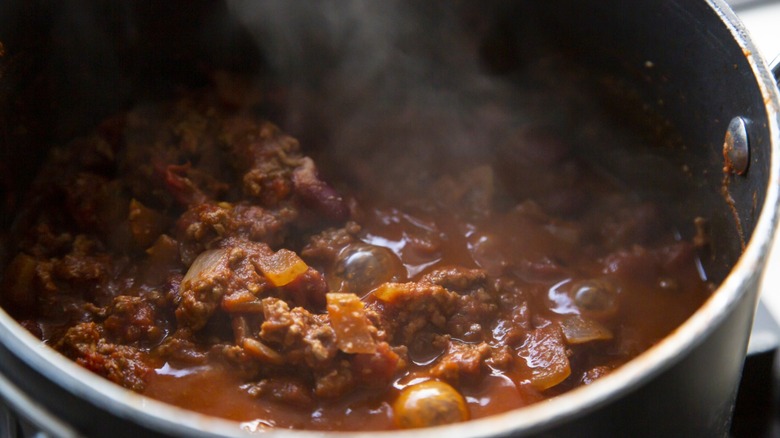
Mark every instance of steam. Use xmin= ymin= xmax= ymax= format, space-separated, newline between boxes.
xmin=225 ymin=1 xmax=525 ymax=202
xmin=223 ymin=1 xmax=682 ymax=212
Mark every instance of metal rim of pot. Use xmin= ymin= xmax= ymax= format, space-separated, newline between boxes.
xmin=1 ymin=0 xmax=780 ymax=437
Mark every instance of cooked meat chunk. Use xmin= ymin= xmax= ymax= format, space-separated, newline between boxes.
xmin=176 ymin=239 xmax=273 ymax=331
xmin=259 ymin=297 xmax=338 ymax=369
xmin=55 ymin=322 xmax=152 ymax=391
xmin=300 ymin=223 xmax=361 ymax=266
xmin=420 ymin=266 xmax=488 ymax=294
xmin=371 ymin=282 xmax=462 ymax=344
xmin=176 ymin=202 xmax=294 ymax=264
xmin=103 ymin=295 xmax=167 ymax=345
xmin=245 ymin=377 xmax=314 ymax=407
xmin=431 ymin=340 xmax=492 ymax=384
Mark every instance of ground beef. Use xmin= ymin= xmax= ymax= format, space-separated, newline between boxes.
xmin=55 ymin=322 xmax=152 ymax=392
xmin=300 ymin=223 xmax=362 ymax=266
xmin=420 ymin=266 xmax=488 ymax=293
xmin=253 ymin=297 xmax=401 ymax=399
xmin=259 ymin=297 xmax=339 ymax=369
xmin=370 ymin=281 xmax=463 ymax=345
xmin=245 ymin=377 xmax=314 ymax=407
xmin=220 ymin=114 xmax=302 ymax=206
xmin=176 ymin=238 xmax=274 ymax=331
xmin=0 ymin=89 xmax=713 ymax=431
xmin=176 ymin=202 xmax=294 ymax=265
xmin=430 ymin=340 xmax=492 ymax=385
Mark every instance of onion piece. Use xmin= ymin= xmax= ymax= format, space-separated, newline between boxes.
xmin=243 ymin=338 xmax=284 ymax=365
xmin=326 ymin=293 xmax=377 ymax=354
xmin=516 ymin=325 xmax=571 ymax=390
xmin=560 ymin=315 xmax=613 ymax=345
xmin=372 ymin=283 xmax=406 ymax=302
xmin=223 ymin=290 xmax=264 ymax=313
xmin=254 ymin=249 xmax=309 ymax=287
xmin=182 ymin=248 xmax=229 ymax=285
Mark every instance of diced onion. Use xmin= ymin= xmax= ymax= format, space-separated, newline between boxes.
xmin=326 ymin=293 xmax=377 ymax=354
xmin=243 ymin=338 xmax=284 ymax=365
xmin=372 ymin=283 xmax=405 ymax=302
xmin=223 ymin=290 xmax=264 ymax=313
xmin=255 ymin=249 xmax=309 ymax=287
xmin=560 ymin=316 xmax=613 ymax=344
xmin=182 ymin=248 xmax=229 ymax=285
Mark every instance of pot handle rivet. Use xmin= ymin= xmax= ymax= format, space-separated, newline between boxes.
xmin=723 ymin=116 xmax=749 ymax=175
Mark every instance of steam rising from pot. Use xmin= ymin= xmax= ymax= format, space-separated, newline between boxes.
xmin=223 ymin=1 xmax=684 ymax=211
xmin=225 ymin=0 xmax=537 ymax=204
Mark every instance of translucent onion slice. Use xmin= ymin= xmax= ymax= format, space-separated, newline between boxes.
xmin=182 ymin=248 xmax=229 ymax=285
xmin=560 ymin=316 xmax=614 ymax=345
xmin=516 ymin=325 xmax=571 ymax=390
xmin=243 ymin=338 xmax=284 ymax=365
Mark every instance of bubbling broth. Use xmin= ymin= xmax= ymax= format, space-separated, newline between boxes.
xmin=0 ymin=65 xmax=712 ymax=430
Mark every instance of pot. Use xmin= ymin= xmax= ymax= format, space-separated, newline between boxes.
xmin=0 ymin=0 xmax=779 ymax=437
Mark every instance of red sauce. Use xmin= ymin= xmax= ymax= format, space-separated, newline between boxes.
xmin=1 ymin=89 xmax=712 ymax=431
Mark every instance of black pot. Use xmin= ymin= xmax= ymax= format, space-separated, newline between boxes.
xmin=0 ymin=1 xmax=778 ymax=437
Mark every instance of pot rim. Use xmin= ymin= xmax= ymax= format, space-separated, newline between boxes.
xmin=1 ymin=0 xmax=780 ymax=436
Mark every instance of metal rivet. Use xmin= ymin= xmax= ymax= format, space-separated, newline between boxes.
xmin=723 ymin=117 xmax=749 ymax=175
